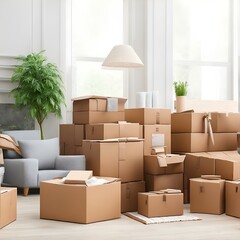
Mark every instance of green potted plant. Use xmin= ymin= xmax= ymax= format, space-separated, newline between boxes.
xmin=10 ymin=51 xmax=65 ymax=140
xmin=173 ymin=81 xmax=188 ymax=112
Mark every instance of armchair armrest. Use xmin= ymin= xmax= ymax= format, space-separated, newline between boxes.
xmin=3 ymin=158 xmax=38 ymax=188
xmin=55 ymin=155 xmax=86 ymax=170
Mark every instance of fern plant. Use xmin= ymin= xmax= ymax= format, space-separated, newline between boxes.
xmin=173 ymin=81 xmax=188 ymax=96
xmin=10 ymin=51 xmax=65 ymax=140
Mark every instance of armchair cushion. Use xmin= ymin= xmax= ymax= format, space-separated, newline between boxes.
xmin=18 ymin=138 xmax=59 ymax=170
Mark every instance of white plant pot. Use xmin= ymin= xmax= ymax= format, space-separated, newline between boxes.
xmin=176 ymin=96 xmax=187 ymax=113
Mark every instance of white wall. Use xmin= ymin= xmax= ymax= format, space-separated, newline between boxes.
xmin=0 ymin=0 xmax=65 ymax=138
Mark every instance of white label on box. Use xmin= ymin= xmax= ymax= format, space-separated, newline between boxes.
xmin=152 ymin=134 xmax=164 ymax=147
xmin=107 ymin=98 xmax=118 ymax=112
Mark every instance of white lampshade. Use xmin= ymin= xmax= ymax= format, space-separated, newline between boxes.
xmin=102 ymin=44 xmax=144 ymax=68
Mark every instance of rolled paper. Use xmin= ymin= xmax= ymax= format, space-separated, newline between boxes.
xmin=152 ymin=91 xmax=160 ymax=108
xmin=146 ymin=91 xmax=153 ymax=108
xmin=136 ymin=92 xmax=146 ymax=108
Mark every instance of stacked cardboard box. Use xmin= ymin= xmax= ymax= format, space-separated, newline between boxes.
xmin=125 ymin=108 xmax=184 ymax=195
xmin=171 ymin=112 xmax=238 ymax=153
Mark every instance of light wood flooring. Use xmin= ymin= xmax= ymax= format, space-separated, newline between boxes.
xmin=0 ymin=193 xmax=240 ymax=240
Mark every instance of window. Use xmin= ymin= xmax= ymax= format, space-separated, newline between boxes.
xmin=71 ymin=0 xmax=124 ymax=98
xmin=173 ymin=0 xmax=237 ymax=100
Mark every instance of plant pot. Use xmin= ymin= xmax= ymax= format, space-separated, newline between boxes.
xmin=176 ymin=96 xmax=187 ymax=113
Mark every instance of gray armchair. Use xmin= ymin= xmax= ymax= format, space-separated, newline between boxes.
xmin=2 ymin=130 xmax=86 ymax=196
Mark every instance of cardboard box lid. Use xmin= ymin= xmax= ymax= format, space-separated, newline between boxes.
xmin=64 ymin=170 xmax=93 ymax=184
xmin=72 ymin=95 xmax=127 ymax=102
xmin=190 ymin=177 xmax=225 ymax=184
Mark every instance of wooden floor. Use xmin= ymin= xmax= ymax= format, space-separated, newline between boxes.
xmin=1 ymin=193 xmax=240 ymax=240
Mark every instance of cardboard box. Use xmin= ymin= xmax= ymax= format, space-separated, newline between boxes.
xmin=225 ymin=180 xmax=240 ymax=218
xmin=73 ymin=111 xmax=125 ymax=124
xmin=60 ymin=124 xmax=84 ymax=155
xmin=172 ymin=133 xmax=237 ymax=153
xmin=171 ymin=112 xmax=206 ymax=133
xmin=40 ymin=177 xmax=121 ymax=224
xmin=138 ymin=190 xmax=183 ymax=217
xmin=85 ymin=122 xmax=141 ymax=140
xmin=64 ymin=170 xmax=93 ymax=184
xmin=72 ymin=95 xmax=127 ymax=112
xmin=144 ymin=154 xmax=185 ymax=175
xmin=143 ymin=125 xmax=171 ymax=155
xmin=0 ymin=187 xmax=17 ymax=229
xmin=213 ymin=151 xmax=240 ymax=180
xmin=211 ymin=112 xmax=240 ymax=133
xmin=145 ymin=173 xmax=183 ymax=192
xmin=184 ymin=153 xmax=216 ymax=203
xmin=190 ymin=177 xmax=225 ymax=215
xmin=121 ymin=181 xmax=145 ymax=213
xmin=125 ymin=108 xmax=171 ymax=125
xmin=83 ymin=139 xmax=144 ymax=183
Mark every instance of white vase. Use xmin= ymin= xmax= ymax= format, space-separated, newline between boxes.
xmin=176 ymin=96 xmax=187 ymax=113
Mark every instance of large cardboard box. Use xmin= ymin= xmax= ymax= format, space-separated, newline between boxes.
xmin=171 ymin=112 xmax=206 ymax=133
xmin=125 ymin=108 xmax=171 ymax=125
xmin=145 ymin=173 xmax=183 ymax=192
xmin=40 ymin=177 xmax=121 ymax=224
xmin=143 ymin=125 xmax=171 ymax=155
xmin=85 ymin=122 xmax=141 ymax=140
xmin=72 ymin=95 xmax=126 ymax=112
xmin=121 ymin=181 xmax=145 ymax=213
xmin=138 ymin=190 xmax=183 ymax=217
xmin=72 ymin=96 xmax=127 ymax=124
xmin=60 ymin=124 xmax=84 ymax=155
xmin=190 ymin=177 xmax=225 ymax=215
xmin=144 ymin=154 xmax=185 ymax=175
xmin=225 ymin=180 xmax=240 ymax=218
xmin=211 ymin=112 xmax=240 ymax=133
xmin=83 ymin=139 xmax=144 ymax=183
xmin=0 ymin=187 xmax=17 ymax=229
xmin=172 ymin=133 xmax=237 ymax=153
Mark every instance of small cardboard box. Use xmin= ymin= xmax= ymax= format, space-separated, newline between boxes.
xmin=171 ymin=112 xmax=206 ymax=133
xmin=190 ymin=177 xmax=225 ymax=215
xmin=121 ymin=181 xmax=145 ymax=213
xmin=211 ymin=112 xmax=240 ymax=133
xmin=64 ymin=170 xmax=93 ymax=184
xmin=143 ymin=125 xmax=171 ymax=155
xmin=0 ymin=187 xmax=17 ymax=229
xmin=145 ymin=173 xmax=183 ymax=192
xmin=225 ymin=180 xmax=240 ymax=218
xmin=125 ymin=108 xmax=171 ymax=125
xmin=40 ymin=177 xmax=121 ymax=224
xmin=60 ymin=124 xmax=84 ymax=155
xmin=144 ymin=154 xmax=185 ymax=175
xmin=83 ymin=139 xmax=144 ymax=183
xmin=72 ymin=95 xmax=127 ymax=112
xmin=85 ymin=122 xmax=141 ymax=140
xmin=172 ymin=133 xmax=237 ymax=153
xmin=138 ymin=189 xmax=183 ymax=217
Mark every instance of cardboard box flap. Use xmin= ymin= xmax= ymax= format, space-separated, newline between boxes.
xmin=72 ymin=95 xmax=127 ymax=102
xmin=154 ymin=154 xmax=185 ymax=168
xmin=83 ymin=138 xmax=143 ymax=143
xmin=64 ymin=170 xmax=93 ymax=184
xmin=157 ymin=155 xmax=167 ymax=167
xmin=152 ymin=189 xmax=182 ymax=194
xmin=86 ymin=176 xmax=120 ymax=186
xmin=201 ymin=175 xmax=221 ymax=180
xmin=151 ymin=146 xmax=166 ymax=155
xmin=0 ymin=148 xmax=3 ymax=165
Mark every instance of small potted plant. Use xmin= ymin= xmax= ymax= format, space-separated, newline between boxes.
xmin=173 ymin=81 xmax=188 ymax=112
